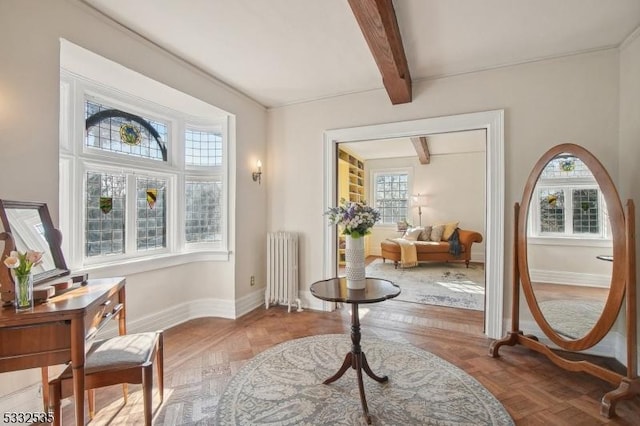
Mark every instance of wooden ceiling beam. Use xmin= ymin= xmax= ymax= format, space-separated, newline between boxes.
xmin=348 ymin=0 xmax=412 ymax=104
xmin=411 ymin=136 xmax=430 ymax=164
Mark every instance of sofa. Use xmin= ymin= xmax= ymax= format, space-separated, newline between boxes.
xmin=380 ymin=228 xmax=483 ymax=268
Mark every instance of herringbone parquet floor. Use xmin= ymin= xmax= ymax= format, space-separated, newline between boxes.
xmin=61 ymin=300 xmax=640 ymax=425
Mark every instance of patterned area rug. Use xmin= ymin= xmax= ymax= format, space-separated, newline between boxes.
xmin=538 ymin=299 xmax=606 ymax=339
xmin=216 ymin=334 xmax=513 ymax=425
xmin=366 ymin=258 xmax=485 ymax=310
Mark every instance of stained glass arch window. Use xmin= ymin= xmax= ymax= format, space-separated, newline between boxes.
xmin=85 ymin=101 xmax=168 ymax=161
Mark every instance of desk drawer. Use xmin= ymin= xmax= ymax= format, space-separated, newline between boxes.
xmin=0 ymin=322 xmax=72 ymax=371
xmin=86 ymin=291 xmax=123 ymax=339
xmin=0 ymin=322 xmax=71 ymax=358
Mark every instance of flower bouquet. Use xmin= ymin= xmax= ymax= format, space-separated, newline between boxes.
xmin=324 ymin=198 xmax=381 ymax=238
xmin=3 ymin=250 xmax=43 ymax=311
xmin=325 ymin=199 xmax=380 ymax=289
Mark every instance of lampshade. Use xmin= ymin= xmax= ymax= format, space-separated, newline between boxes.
xmin=411 ymin=194 xmax=428 ymax=207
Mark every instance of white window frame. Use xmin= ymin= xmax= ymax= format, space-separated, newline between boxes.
xmin=370 ymin=168 xmax=413 ymax=226
xmin=59 ymin=71 xmax=230 ymax=276
xmin=528 ymin=179 xmax=611 ymax=247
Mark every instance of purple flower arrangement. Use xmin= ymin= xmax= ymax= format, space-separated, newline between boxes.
xmin=325 ymin=198 xmax=381 ymax=238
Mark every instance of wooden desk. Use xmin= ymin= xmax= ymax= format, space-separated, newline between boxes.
xmin=0 ymin=277 xmax=126 ymax=425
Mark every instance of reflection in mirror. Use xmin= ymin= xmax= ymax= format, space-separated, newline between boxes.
xmin=0 ymin=200 xmax=69 ymax=287
xmin=526 ymin=154 xmax=612 ymax=340
xmin=5 ymin=208 xmax=56 ymax=274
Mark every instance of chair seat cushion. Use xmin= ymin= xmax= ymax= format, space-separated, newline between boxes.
xmin=59 ymin=332 xmax=159 ymax=378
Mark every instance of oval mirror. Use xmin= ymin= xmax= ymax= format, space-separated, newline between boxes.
xmin=518 ymin=144 xmax=626 ymax=352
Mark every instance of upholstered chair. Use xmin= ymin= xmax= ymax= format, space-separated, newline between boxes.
xmin=49 ymin=331 xmax=163 ymax=426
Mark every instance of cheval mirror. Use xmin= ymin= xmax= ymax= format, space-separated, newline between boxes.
xmin=0 ymin=200 xmax=70 ymax=306
xmin=490 ymin=143 xmax=639 ymax=417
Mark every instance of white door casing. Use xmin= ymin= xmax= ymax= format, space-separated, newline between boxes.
xmin=323 ymin=110 xmax=505 ymax=339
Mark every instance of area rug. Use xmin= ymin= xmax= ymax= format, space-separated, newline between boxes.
xmin=538 ymin=299 xmax=605 ymax=340
xmin=365 ymin=258 xmax=485 ymax=311
xmin=216 ymin=334 xmax=513 ymax=425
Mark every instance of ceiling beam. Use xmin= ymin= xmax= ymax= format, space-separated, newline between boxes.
xmin=348 ymin=0 xmax=412 ymax=104
xmin=411 ymin=136 xmax=430 ymax=164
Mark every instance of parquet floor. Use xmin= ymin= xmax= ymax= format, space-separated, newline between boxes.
xmin=62 ymin=300 xmax=640 ymax=425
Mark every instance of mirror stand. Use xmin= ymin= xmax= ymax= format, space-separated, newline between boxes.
xmin=0 ymin=231 xmax=16 ymax=306
xmin=490 ymin=201 xmax=639 ymax=417
xmin=0 ymin=230 xmax=68 ymax=306
xmin=0 ymin=200 xmax=73 ymax=307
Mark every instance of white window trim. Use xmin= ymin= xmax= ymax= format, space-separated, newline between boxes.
xmin=370 ymin=167 xmax=413 ymax=225
xmin=528 ymin=182 xmax=610 ymax=245
xmin=59 ymin=70 xmax=230 ymax=275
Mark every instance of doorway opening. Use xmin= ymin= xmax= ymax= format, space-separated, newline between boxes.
xmin=323 ymin=110 xmax=505 ymax=338
xmin=337 ymin=130 xmax=487 ymax=314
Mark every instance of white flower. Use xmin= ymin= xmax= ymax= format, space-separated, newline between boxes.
xmin=3 ymin=255 xmax=20 ymax=269
xmin=2 ymin=249 xmax=44 ymax=275
xmin=25 ymin=250 xmax=43 ymax=265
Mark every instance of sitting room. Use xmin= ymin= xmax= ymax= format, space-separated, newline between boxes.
xmin=1 ymin=1 xmax=640 ymax=424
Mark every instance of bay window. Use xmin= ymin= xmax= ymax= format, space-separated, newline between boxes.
xmin=60 ymin=71 xmax=229 ymax=273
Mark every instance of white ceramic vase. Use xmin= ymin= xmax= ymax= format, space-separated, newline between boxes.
xmin=345 ymin=235 xmax=366 ymax=289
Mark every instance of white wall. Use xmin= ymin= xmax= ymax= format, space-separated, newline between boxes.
xmin=618 ymin=29 xmax=640 ymax=366
xmin=365 ymin=151 xmax=486 ymax=261
xmin=267 ymin=48 xmax=620 ymax=326
xmin=528 ymin=244 xmax=613 ymax=287
xmin=0 ymin=0 xmax=267 ymax=400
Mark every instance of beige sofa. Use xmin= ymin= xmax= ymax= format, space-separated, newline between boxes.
xmin=380 ymin=229 xmax=483 ymax=268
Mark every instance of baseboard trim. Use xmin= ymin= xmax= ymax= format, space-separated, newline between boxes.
xmin=97 ymin=291 xmax=272 ymax=338
xmin=235 ymin=288 xmax=265 ymax=317
xmin=529 ymin=268 xmax=610 ymax=288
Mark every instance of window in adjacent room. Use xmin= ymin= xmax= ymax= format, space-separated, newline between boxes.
xmin=372 ymin=170 xmax=410 ymax=224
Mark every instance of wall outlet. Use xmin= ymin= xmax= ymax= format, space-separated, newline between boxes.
xmin=250 ymin=275 xmax=255 ymax=286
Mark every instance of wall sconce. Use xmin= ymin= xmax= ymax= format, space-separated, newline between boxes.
xmin=252 ymin=160 xmax=262 ymax=184
xmin=411 ymin=194 xmax=428 ymax=226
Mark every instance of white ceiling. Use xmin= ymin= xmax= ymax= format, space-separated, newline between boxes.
xmin=341 ymin=129 xmax=486 ymax=160
xmin=84 ymin=0 xmax=640 ymax=108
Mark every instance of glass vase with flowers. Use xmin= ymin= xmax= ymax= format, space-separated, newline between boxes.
xmin=3 ymin=250 xmax=43 ymax=311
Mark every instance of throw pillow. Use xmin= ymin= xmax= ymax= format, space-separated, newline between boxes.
xmin=430 ymin=224 xmax=445 ymax=242
xmin=420 ymin=225 xmax=432 ymax=241
xmin=403 ymin=227 xmax=423 ymax=241
xmin=442 ymin=221 xmax=459 ymax=241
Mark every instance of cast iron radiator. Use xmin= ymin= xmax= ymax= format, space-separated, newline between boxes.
xmin=266 ymin=232 xmax=302 ymax=312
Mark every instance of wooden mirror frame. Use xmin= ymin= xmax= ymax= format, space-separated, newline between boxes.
xmin=490 ymin=143 xmax=638 ymax=417
xmin=0 ymin=200 xmax=70 ymax=306
xmin=520 ymin=144 xmax=626 ymax=350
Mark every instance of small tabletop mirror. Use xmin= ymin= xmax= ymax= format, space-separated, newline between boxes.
xmin=0 ymin=200 xmax=70 ymax=304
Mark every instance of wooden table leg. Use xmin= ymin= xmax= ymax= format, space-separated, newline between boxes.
xmin=119 ymin=286 xmax=129 ymax=403
xmin=323 ymin=352 xmax=353 ymax=384
xmin=323 ymin=303 xmax=388 ymax=424
xmin=40 ymin=367 xmax=49 ymax=411
xmin=71 ymin=317 xmax=86 ymax=425
xmin=361 ymin=352 xmax=387 ymax=383
xmin=354 ymin=353 xmax=371 ymax=424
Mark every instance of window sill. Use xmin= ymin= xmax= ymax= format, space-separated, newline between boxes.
xmin=76 ymin=250 xmax=230 ymax=277
xmin=527 ymin=237 xmax=612 ymax=248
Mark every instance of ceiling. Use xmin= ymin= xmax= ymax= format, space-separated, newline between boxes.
xmin=341 ymin=130 xmax=486 ymax=160
xmin=84 ymin=0 xmax=640 ymax=108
